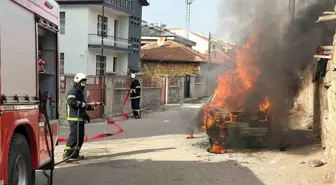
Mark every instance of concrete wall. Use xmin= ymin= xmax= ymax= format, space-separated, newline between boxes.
xmin=194 ymin=83 xmax=206 ymax=98
xmin=168 ymin=86 xmax=180 ymax=103
xmin=189 ymin=75 xmax=207 ymax=99
xmin=59 ymin=73 xmax=204 ymax=123
xmin=104 ymin=74 xmax=163 ymax=117
xmin=141 ymin=87 xmax=162 ymax=107
xmin=111 ymin=87 xmax=162 ymax=113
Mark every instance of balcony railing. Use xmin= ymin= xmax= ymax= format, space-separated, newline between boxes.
xmin=104 ymin=0 xmax=132 ymax=11
xmin=88 ymin=34 xmax=131 ymax=50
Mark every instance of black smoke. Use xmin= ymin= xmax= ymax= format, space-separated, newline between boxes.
xmin=216 ymin=1 xmax=334 ymax=112
xmin=214 ymin=0 xmax=336 ymax=145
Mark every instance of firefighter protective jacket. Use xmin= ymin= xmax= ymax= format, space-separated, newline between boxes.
xmin=130 ymin=79 xmax=141 ymax=100
xmin=66 ymin=87 xmax=95 ymax=121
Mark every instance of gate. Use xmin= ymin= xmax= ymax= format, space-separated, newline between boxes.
xmin=84 ymin=76 xmax=105 ymax=119
xmin=184 ymin=75 xmax=191 ymax=98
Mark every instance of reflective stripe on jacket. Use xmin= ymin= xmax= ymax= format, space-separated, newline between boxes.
xmin=66 ymin=87 xmax=86 ymax=121
xmin=130 ymin=79 xmax=141 ymax=100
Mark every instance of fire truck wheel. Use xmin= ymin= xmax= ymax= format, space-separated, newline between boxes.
xmin=8 ymin=133 xmax=33 ymax=185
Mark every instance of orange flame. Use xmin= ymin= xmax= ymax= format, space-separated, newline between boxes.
xmin=260 ymin=96 xmax=271 ymax=112
xmin=211 ymin=32 xmax=261 ymax=111
xmin=208 ymin=142 xmax=226 ymax=154
xmin=199 ymin=32 xmax=273 ymax=154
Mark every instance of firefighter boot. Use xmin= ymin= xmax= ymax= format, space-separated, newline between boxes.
xmin=62 ymin=146 xmax=75 ymax=162
xmin=70 ymin=148 xmax=85 ymax=160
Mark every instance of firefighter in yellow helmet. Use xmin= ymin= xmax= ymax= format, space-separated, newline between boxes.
xmin=62 ymin=73 xmax=96 ymax=161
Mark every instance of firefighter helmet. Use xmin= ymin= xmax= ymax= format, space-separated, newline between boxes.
xmin=130 ymin=73 xmax=136 ymax=79
xmin=74 ymin=73 xmax=87 ymax=83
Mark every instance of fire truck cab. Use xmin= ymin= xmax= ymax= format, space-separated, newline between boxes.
xmin=0 ymin=0 xmax=60 ymax=184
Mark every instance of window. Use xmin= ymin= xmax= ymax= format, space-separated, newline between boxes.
xmin=131 ymin=37 xmax=140 ymax=55
xmin=130 ymin=16 xmax=140 ymax=27
xmin=96 ymin=55 xmax=106 ymax=75
xmin=130 ymin=16 xmax=134 ymax=25
xmin=60 ymin=53 xmax=64 ymax=74
xmin=97 ymin=15 xmax=108 ymax=37
xmin=136 ymin=17 xmax=140 ymax=26
xmin=113 ymin=57 xmax=117 ymax=72
xmin=114 ymin=20 xmax=118 ymax=46
xmin=60 ymin=12 xmax=65 ymax=34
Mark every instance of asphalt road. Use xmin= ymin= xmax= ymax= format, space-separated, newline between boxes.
xmin=34 ymin=98 xmax=333 ymax=185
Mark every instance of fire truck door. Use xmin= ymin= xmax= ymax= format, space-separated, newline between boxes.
xmin=1 ymin=0 xmax=36 ymax=97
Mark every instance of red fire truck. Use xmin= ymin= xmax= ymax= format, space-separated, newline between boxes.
xmin=0 ymin=0 xmax=60 ymax=184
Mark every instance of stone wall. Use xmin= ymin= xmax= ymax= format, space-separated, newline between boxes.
xmin=320 ymin=34 xmax=336 ymax=163
xmin=294 ymin=33 xmax=336 ymax=163
xmin=168 ymin=86 xmax=180 ymax=103
xmin=289 ymin=65 xmax=315 ymax=130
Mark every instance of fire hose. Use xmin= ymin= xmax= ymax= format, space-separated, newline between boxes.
xmin=42 ymin=92 xmax=129 ymax=185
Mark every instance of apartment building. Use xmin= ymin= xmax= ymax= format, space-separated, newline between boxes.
xmin=57 ymin=0 xmax=149 ymax=75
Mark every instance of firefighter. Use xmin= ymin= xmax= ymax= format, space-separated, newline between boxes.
xmin=129 ymin=73 xmax=141 ymax=119
xmin=62 ymin=73 xmax=96 ymax=161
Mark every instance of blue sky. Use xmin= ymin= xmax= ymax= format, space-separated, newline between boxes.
xmin=142 ymin=0 xmax=222 ymax=36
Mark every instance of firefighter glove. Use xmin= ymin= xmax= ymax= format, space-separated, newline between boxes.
xmin=84 ymin=112 xmax=90 ymax=123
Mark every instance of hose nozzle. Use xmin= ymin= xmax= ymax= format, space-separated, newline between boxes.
xmin=87 ymin=102 xmax=104 ymax=106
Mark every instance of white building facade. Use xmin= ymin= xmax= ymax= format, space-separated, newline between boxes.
xmin=169 ymin=28 xmax=209 ymax=54
xmin=58 ymin=0 xmax=149 ymax=75
xmin=169 ymin=28 xmax=233 ymax=54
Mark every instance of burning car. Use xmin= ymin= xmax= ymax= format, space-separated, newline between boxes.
xmin=204 ymin=105 xmax=271 ymax=154
xmin=198 ymin=32 xmax=275 ymax=154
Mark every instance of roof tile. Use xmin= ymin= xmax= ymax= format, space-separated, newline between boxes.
xmin=141 ymin=40 xmax=207 ymax=62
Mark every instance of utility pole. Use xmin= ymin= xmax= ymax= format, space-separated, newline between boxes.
xmin=206 ymin=32 xmax=211 ymax=96
xmin=101 ymin=5 xmax=105 ymax=75
xmin=185 ymin=0 xmax=194 ymax=39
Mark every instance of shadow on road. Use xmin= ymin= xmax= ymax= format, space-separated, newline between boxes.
xmin=37 ymin=159 xmax=265 ymax=185
xmin=87 ymin=147 xmax=176 ymax=161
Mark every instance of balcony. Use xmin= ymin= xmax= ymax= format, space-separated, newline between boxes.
xmin=104 ymin=0 xmax=132 ymax=13
xmin=88 ymin=34 xmax=131 ymax=52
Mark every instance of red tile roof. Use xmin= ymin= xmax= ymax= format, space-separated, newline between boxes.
xmin=141 ymin=40 xmax=207 ymax=62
